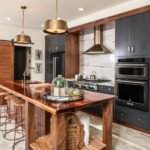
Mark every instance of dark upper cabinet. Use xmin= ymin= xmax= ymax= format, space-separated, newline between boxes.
xmin=116 ymin=12 xmax=150 ymax=57
xmin=116 ymin=16 xmax=131 ymax=56
xmin=46 ymin=35 xmax=65 ymax=53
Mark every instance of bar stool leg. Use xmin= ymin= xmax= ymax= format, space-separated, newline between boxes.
xmin=13 ymin=105 xmax=17 ymax=150
xmin=12 ymin=104 xmax=25 ymax=150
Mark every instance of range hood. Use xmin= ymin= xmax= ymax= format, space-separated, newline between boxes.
xmin=82 ymin=26 xmax=111 ymax=54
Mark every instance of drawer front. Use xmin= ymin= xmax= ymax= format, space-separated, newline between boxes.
xmin=98 ymin=85 xmax=114 ymax=95
xmin=115 ymin=105 xmax=150 ymax=130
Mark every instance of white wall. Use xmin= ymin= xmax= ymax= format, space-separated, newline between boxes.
xmin=0 ymin=24 xmax=46 ymax=82
xmin=80 ymin=28 xmax=115 ymax=82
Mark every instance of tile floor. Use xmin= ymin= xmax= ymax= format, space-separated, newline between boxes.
xmin=0 ymin=113 xmax=150 ymax=150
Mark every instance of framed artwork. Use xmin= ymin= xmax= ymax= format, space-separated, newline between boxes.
xmin=35 ymin=49 xmax=42 ymax=60
xmin=35 ymin=63 xmax=42 ymax=73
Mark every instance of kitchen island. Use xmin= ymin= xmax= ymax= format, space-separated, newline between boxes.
xmin=0 ymin=80 xmax=117 ymax=150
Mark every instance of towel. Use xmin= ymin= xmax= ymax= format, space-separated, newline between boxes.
xmin=75 ymin=111 xmax=90 ymax=146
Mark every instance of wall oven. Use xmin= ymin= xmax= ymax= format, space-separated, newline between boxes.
xmin=116 ymin=79 xmax=148 ymax=111
xmin=115 ymin=57 xmax=149 ymax=111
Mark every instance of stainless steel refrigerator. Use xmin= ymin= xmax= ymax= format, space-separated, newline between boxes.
xmin=45 ymin=52 xmax=65 ymax=83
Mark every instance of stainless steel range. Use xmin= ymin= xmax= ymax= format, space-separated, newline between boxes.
xmin=74 ymin=79 xmax=111 ymax=91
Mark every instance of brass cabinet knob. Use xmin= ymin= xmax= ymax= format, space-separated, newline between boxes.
xmin=120 ymin=113 xmax=124 ymax=117
xmin=138 ymin=118 xmax=142 ymax=121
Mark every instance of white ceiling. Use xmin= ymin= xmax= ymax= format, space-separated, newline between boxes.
xmin=0 ymin=0 xmax=133 ymax=29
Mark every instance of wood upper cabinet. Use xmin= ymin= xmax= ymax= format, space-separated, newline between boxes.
xmin=116 ymin=11 xmax=150 ymax=57
xmin=0 ymin=41 xmax=14 ymax=81
xmin=65 ymin=34 xmax=79 ymax=78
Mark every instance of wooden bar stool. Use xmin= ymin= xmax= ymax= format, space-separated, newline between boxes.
xmin=3 ymin=95 xmax=18 ymax=139
xmin=0 ymin=91 xmax=11 ymax=127
xmin=12 ymin=98 xmax=25 ymax=150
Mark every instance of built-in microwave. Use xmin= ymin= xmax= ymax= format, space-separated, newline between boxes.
xmin=116 ymin=63 xmax=148 ymax=80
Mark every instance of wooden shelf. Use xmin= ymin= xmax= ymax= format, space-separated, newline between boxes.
xmin=30 ymin=135 xmax=106 ymax=150
xmin=81 ymin=137 xmax=106 ymax=150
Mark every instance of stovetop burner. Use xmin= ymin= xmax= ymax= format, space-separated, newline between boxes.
xmin=73 ymin=79 xmax=111 ymax=91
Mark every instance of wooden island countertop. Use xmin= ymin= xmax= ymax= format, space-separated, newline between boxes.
xmin=0 ymin=80 xmax=117 ymax=150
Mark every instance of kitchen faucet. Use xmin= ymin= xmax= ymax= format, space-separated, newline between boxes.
xmin=23 ymin=67 xmax=34 ymax=86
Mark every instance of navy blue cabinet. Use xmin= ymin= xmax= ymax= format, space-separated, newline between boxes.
xmin=115 ymin=105 xmax=150 ymax=130
xmin=84 ymin=85 xmax=114 ymax=116
xmin=46 ymin=35 xmax=65 ymax=53
xmin=116 ymin=12 xmax=150 ymax=57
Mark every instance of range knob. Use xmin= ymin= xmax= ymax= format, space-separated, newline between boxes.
xmin=74 ymin=84 xmax=79 ymax=87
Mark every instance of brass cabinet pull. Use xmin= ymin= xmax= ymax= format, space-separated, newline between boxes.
xmin=131 ymin=46 xmax=134 ymax=52
xmin=128 ymin=46 xmax=131 ymax=53
xmin=120 ymin=113 xmax=124 ymax=117
xmin=138 ymin=118 xmax=142 ymax=121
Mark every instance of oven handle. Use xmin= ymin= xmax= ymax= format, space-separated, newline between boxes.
xmin=116 ymin=79 xmax=147 ymax=85
xmin=116 ymin=63 xmax=147 ymax=67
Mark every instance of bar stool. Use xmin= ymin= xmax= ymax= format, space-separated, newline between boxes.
xmin=12 ymin=98 xmax=25 ymax=150
xmin=0 ymin=91 xmax=11 ymax=127
xmin=3 ymin=95 xmax=17 ymax=140
xmin=3 ymin=95 xmax=19 ymax=140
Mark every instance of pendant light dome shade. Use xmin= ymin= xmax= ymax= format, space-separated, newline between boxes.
xmin=43 ymin=0 xmax=68 ymax=34
xmin=44 ymin=19 xmax=68 ymax=34
xmin=15 ymin=34 xmax=31 ymax=44
xmin=15 ymin=6 xmax=32 ymax=44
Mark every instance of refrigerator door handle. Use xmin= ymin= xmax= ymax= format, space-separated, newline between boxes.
xmin=53 ymin=57 xmax=55 ymax=79
xmin=53 ymin=57 xmax=58 ymax=80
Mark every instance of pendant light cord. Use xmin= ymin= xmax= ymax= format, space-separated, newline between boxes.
xmin=56 ymin=0 xmax=58 ymax=19
xmin=22 ymin=8 xmax=24 ymax=34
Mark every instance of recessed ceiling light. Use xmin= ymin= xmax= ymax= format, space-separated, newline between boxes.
xmin=6 ymin=17 xmax=11 ymax=21
xmin=57 ymin=17 xmax=61 ymax=20
xmin=78 ymin=7 xmax=84 ymax=11
xmin=106 ymin=25 xmax=110 ymax=28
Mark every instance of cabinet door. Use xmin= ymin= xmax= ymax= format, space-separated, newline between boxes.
xmin=116 ymin=16 xmax=131 ymax=57
xmin=131 ymin=12 xmax=150 ymax=56
xmin=115 ymin=104 xmax=150 ymax=130
xmin=50 ymin=35 xmax=65 ymax=52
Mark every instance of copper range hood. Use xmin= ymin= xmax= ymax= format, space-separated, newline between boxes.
xmin=82 ymin=26 xmax=111 ymax=54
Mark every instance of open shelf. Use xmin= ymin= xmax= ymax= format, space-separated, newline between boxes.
xmin=81 ymin=137 xmax=106 ymax=150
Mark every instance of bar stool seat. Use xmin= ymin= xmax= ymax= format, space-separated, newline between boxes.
xmin=14 ymin=99 xmax=25 ymax=107
xmin=4 ymin=95 xmax=17 ymax=100
xmin=30 ymin=134 xmax=51 ymax=150
xmin=3 ymin=95 xmax=19 ymax=138
xmin=0 ymin=89 xmax=5 ymax=92
xmin=0 ymin=91 xmax=11 ymax=127
xmin=0 ymin=92 xmax=10 ymax=96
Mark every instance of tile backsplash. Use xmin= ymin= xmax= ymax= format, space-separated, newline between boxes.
xmin=79 ymin=28 xmax=115 ymax=82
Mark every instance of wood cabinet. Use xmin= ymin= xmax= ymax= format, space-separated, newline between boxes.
xmin=116 ymin=12 xmax=150 ymax=57
xmin=0 ymin=41 xmax=14 ymax=81
xmin=65 ymin=34 xmax=79 ymax=78
xmin=45 ymin=33 xmax=79 ymax=82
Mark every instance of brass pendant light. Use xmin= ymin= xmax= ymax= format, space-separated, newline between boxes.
xmin=15 ymin=6 xmax=31 ymax=44
xmin=43 ymin=0 xmax=68 ymax=34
